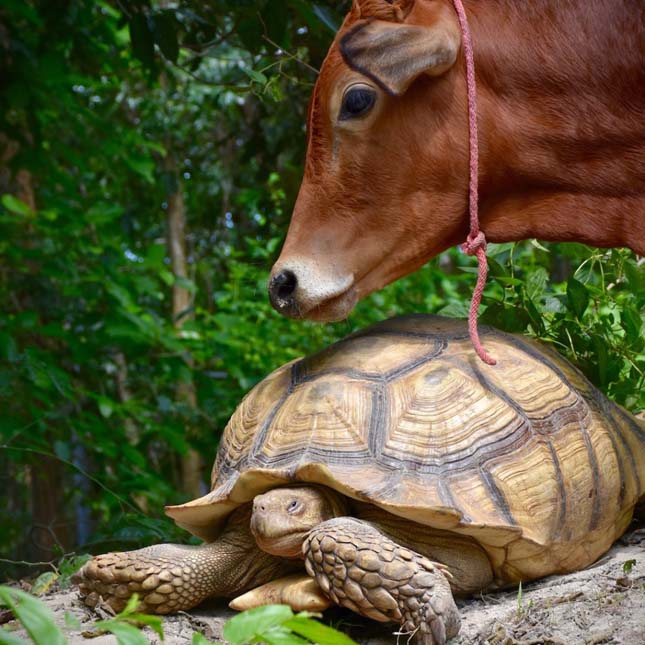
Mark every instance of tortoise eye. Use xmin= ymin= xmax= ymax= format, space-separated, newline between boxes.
xmin=287 ymin=499 xmax=300 ymax=513
xmin=340 ymin=84 xmax=376 ymax=120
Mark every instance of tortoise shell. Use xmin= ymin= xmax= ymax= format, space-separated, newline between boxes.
xmin=167 ymin=315 xmax=645 ymax=582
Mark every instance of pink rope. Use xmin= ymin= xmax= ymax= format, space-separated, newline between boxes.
xmin=452 ymin=0 xmax=496 ymax=365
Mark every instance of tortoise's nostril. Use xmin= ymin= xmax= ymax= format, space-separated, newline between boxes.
xmin=269 ymin=270 xmax=298 ymax=314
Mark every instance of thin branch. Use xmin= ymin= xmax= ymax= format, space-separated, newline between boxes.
xmin=261 ymin=34 xmax=319 ymax=75
xmin=181 ymin=23 xmax=239 ymax=54
xmin=0 ymin=553 xmax=76 ymax=572
xmin=167 ymin=60 xmax=252 ymax=90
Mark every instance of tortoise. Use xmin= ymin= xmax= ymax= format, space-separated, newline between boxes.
xmin=77 ymin=315 xmax=645 ymax=644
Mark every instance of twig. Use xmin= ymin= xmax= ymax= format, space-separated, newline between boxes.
xmin=261 ymin=34 xmax=319 ymax=75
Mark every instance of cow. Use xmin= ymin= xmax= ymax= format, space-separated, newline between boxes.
xmin=268 ymin=0 xmax=645 ymax=322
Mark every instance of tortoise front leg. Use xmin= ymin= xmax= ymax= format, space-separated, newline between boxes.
xmin=303 ymin=518 xmax=460 ymax=645
xmin=76 ymin=505 xmax=298 ymax=614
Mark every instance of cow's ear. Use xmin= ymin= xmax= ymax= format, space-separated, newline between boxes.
xmin=340 ymin=17 xmax=460 ymax=96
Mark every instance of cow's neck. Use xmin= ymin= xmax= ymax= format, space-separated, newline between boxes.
xmin=468 ymin=0 xmax=645 ymax=255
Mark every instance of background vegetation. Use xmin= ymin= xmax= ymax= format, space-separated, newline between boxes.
xmin=1 ymin=0 xmax=643 ymax=581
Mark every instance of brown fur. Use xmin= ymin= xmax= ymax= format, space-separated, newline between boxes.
xmin=276 ymin=0 xmax=645 ymax=317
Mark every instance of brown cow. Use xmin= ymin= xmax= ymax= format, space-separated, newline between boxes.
xmin=269 ymin=0 xmax=645 ymax=321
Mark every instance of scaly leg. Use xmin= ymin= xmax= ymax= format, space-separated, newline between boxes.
xmin=76 ymin=505 xmax=298 ymax=614
xmin=304 ymin=517 xmax=460 ymax=645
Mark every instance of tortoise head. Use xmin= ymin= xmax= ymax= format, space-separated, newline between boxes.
xmin=250 ymin=486 xmax=349 ymax=558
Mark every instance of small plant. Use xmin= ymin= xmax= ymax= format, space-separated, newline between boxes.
xmin=221 ymin=604 xmax=359 ymax=645
xmin=622 ymin=559 xmax=637 ymax=575
xmin=0 ymin=586 xmax=65 ymax=645
xmin=86 ymin=594 xmax=164 ymax=644
xmin=28 ymin=554 xmax=92 ymax=598
xmin=0 ymin=587 xmax=358 ymax=645
xmin=515 ymin=582 xmax=535 ymax=621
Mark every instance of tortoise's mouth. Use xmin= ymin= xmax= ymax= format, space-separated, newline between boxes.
xmin=250 ymin=514 xmax=307 ymax=559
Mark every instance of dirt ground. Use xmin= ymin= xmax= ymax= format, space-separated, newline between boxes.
xmin=4 ymin=529 xmax=645 ymax=645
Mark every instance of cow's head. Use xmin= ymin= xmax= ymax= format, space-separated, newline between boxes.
xmin=269 ymin=0 xmax=469 ymax=321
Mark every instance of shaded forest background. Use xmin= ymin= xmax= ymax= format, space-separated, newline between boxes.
xmin=0 ymin=0 xmax=643 ymax=578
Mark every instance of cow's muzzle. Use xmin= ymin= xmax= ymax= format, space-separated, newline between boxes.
xmin=268 ymin=262 xmax=357 ymax=321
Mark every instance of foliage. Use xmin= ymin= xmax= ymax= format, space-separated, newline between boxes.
xmin=479 ymin=243 xmax=644 ymax=410
xmin=87 ymin=594 xmax=164 ymax=645
xmin=0 ymin=0 xmax=345 ymax=569
xmin=222 ymin=604 xmax=358 ymax=645
xmin=0 ymin=590 xmax=356 ymax=645
xmin=0 ymin=586 xmax=65 ymax=645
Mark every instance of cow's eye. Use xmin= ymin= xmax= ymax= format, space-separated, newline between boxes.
xmin=340 ymin=84 xmax=376 ymax=120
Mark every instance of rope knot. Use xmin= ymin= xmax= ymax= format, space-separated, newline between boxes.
xmin=463 ymin=231 xmax=487 ymax=256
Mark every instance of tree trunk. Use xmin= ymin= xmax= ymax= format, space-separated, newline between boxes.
xmin=29 ymin=454 xmax=71 ymax=561
xmin=6 ymin=157 xmax=73 ymax=561
xmin=164 ymin=155 xmax=203 ymax=498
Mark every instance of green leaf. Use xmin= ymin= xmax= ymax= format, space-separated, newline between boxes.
xmin=262 ymin=626 xmax=310 ymax=645
xmin=529 ymin=239 xmax=551 ymax=252
xmin=30 ymin=572 xmax=58 ymax=596
xmin=0 ymin=628 xmax=29 ymax=645
xmin=487 ymin=257 xmax=509 ymax=279
xmin=192 ymin=633 xmax=213 ymax=645
xmin=98 ymin=396 xmax=114 ymax=418
xmin=223 ymin=605 xmax=294 ymax=644
xmin=244 ymin=69 xmax=268 ymax=85
xmin=621 ymin=306 xmax=643 ymax=344
xmin=526 ymin=267 xmax=548 ymax=302
xmin=284 ymin=615 xmax=359 ymax=645
xmin=58 ymin=554 xmax=92 ymax=589
xmin=543 ymin=296 xmax=566 ymax=314
xmin=125 ymin=156 xmax=156 ymax=183
xmin=566 ymin=277 xmax=589 ymax=320
xmin=123 ymin=614 xmax=164 ymax=640
xmin=144 ymin=244 xmax=167 ymax=267
xmin=622 ymin=558 xmax=636 ymax=574
xmin=86 ymin=203 xmax=125 ymax=224
xmin=437 ymin=301 xmax=469 ymax=319
xmin=481 ymin=303 xmax=530 ymax=333
xmin=116 ymin=594 xmax=141 ymax=617
xmin=96 ymin=621 xmax=149 ymax=645
xmin=0 ymin=587 xmax=66 ymax=645
xmin=525 ymin=297 xmax=545 ymax=336
xmin=1 ymin=195 xmax=34 ymax=217
xmin=591 ymin=334 xmax=610 ymax=388
xmin=623 ymin=259 xmax=644 ymax=298
xmin=485 ymin=242 xmax=515 ymax=257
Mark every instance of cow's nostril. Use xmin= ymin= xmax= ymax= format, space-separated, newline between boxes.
xmin=269 ymin=270 xmax=299 ymax=314
xmin=273 ymin=270 xmax=297 ymax=299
